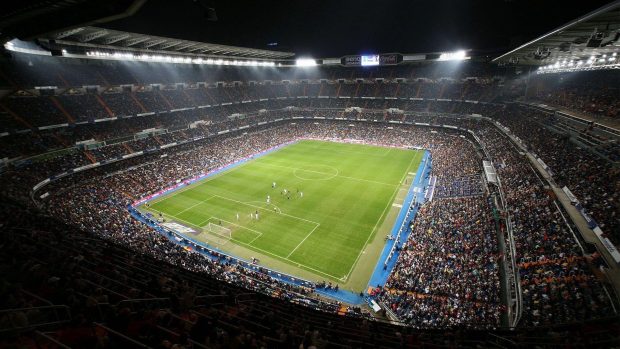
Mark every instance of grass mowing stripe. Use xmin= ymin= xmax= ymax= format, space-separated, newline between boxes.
xmin=252 ymin=161 xmax=398 ymax=187
xmin=341 ymin=150 xmax=422 ymax=280
xmin=173 ymin=195 xmax=215 ymax=216
xmin=161 ymin=210 xmax=343 ymax=280
xmin=211 ymin=194 xmax=321 ymax=226
xmin=140 ymin=140 xmax=422 ymax=288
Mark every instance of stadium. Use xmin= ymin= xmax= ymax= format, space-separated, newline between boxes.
xmin=0 ymin=0 xmax=619 ymax=347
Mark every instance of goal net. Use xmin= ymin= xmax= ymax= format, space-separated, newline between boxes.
xmin=205 ymin=222 xmax=232 ymax=238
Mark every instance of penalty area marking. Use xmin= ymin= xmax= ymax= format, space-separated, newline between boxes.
xmin=174 ymin=196 xmax=335 ymax=280
xmin=212 ymin=194 xmax=320 ymax=226
xmin=176 ymin=194 xmax=330 ymax=276
xmin=201 ymin=217 xmax=263 ymax=244
xmin=243 ymin=201 xmax=282 ymax=214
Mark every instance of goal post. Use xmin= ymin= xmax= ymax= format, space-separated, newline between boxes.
xmin=205 ymin=222 xmax=232 ymax=238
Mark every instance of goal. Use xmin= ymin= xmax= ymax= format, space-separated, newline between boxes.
xmin=205 ymin=222 xmax=232 ymax=238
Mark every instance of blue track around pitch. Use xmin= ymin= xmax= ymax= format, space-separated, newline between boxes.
xmin=129 ymin=145 xmax=431 ymax=305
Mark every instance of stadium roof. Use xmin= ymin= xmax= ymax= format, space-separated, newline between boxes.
xmin=39 ymin=26 xmax=295 ymax=60
xmin=492 ymin=0 xmax=620 ymax=66
xmin=0 ymin=0 xmax=147 ymax=43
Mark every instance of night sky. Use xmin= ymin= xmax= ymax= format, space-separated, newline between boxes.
xmin=104 ymin=0 xmax=613 ymax=57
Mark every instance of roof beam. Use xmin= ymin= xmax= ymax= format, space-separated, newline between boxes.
xmin=493 ymin=1 xmax=620 ymax=63
xmin=102 ymin=34 xmax=131 ymax=44
xmin=123 ymin=36 xmax=150 ymax=46
xmin=142 ymin=39 xmax=167 ymax=48
xmin=79 ymin=30 xmax=108 ymax=43
xmin=185 ymin=46 xmax=205 ymax=53
xmin=157 ymin=41 xmax=184 ymax=50
xmin=53 ymin=27 xmax=85 ymax=40
xmin=175 ymin=42 xmax=198 ymax=50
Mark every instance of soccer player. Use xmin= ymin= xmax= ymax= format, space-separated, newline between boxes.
xmin=272 ymin=182 xmax=276 ymax=188
xmin=255 ymin=210 xmax=259 ymax=220
xmin=267 ymin=195 xmax=270 ymax=203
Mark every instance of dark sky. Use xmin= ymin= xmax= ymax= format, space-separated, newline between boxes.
xmin=104 ymin=0 xmax=613 ymax=57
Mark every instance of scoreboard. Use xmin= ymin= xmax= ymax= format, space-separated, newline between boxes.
xmin=341 ymin=53 xmax=401 ymax=67
xmin=361 ymin=55 xmax=380 ymax=66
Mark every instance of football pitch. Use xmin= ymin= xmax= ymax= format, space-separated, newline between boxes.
xmin=142 ymin=140 xmax=422 ymax=290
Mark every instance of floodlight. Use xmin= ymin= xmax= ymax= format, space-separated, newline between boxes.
xmin=438 ymin=50 xmax=467 ymax=61
xmin=296 ymin=58 xmax=317 ymax=67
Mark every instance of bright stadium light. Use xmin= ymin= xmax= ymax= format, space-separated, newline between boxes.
xmin=296 ymin=58 xmax=317 ymax=67
xmin=438 ymin=50 xmax=468 ymax=61
xmin=81 ymin=50 xmax=274 ymax=68
xmin=537 ymin=55 xmax=620 ymax=74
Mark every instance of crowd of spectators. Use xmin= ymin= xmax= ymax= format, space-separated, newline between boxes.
xmin=0 ymin=115 xmax=617 ymax=347
xmin=12 ymin=120 xmax=504 ymax=331
xmin=532 ymin=71 xmax=620 ymax=119
xmin=0 ymin=75 xmax=516 ymax=160
xmin=491 ymin=104 xmax=620 ymax=245
xmin=1 ymin=201 xmax=420 ymax=348
xmin=475 ymin=122 xmax=615 ymax=326
xmin=7 ymin=198 xmax=615 ymax=348
xmin=0 ymin=68 xmax=618 ymax=338
xmin=380 ymin=196 xmax=502 ymax=327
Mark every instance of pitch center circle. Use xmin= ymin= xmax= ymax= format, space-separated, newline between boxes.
xmin=293 ymin=165 xmax=339 ymax=181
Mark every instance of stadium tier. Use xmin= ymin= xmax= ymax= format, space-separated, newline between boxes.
xmin=2 ymin=4 xmax=620 ymax=348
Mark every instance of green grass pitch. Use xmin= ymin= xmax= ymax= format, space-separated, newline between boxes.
xmin=144 ymin=140 xmax=422 ymax=285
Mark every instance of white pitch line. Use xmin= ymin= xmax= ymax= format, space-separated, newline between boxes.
xmin=163 ymin=214 xmax=204 ymax=231
xmin=161 ymin=210 xmax=341 ymax=280
xmin=174 ymin=195 xmax=215 ymax=216
xmin=201 ymin=217 xmax=263 ymax=243
xmin=148 ymin=160 xmax=254 ymax=206
xmin=197 ymin=216 xmax=215 ymax=227
xmin=342 ymin=150 xmax=422 ymax=281
xmin=254 ymin=162 xmax=398 ymax=187
xmin=212 ymin=194 xmax=321 ymax=226
xmin=286 ymin=223 xmax=320 ymax=258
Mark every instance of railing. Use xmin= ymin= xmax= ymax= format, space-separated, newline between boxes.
xmin=0 ymin=305 xmax=71 ymax=334
xmin=34 ymin=331 xmax=73 ymax=349
xmin=194 ymin=294 xmax=229 ymax=307
xmin=472 ymin=123 xmax=523 ymax=328
xmin=488 ymin=333 xmax=517 ymax=349
xmin=234 ymin=293 xmax=257 ymax=304
xmin=117 ymin=298 xmax=171 ymax=312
